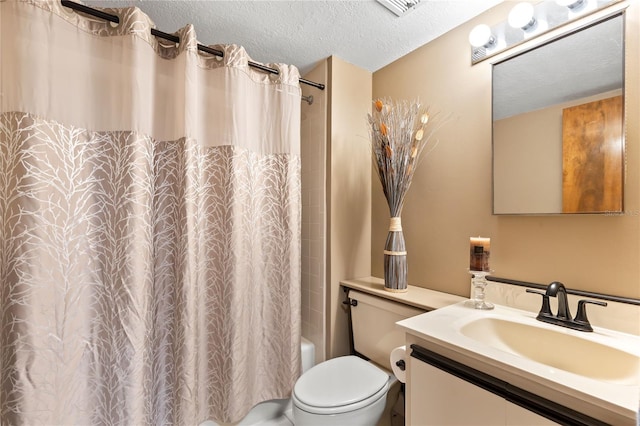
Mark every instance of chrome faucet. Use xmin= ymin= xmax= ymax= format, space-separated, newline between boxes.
xmin=526 ymin=281 xmax=607 ymax=332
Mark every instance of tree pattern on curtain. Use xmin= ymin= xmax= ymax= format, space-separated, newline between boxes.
xmin=1 ymin=70 xmax=300 ymax=426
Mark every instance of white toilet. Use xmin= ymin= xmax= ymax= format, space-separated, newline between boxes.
xmin=292 ymin=289 xmax=425 ymax=425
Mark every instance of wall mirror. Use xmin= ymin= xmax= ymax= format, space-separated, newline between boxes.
xmin=492 ymin=13 xmax=624 ymax=215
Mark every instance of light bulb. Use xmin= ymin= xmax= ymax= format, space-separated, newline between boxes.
xmin=468 ymin=24 xmax=495 ymax=48
xmin=556 ymin=0 xmax=586 ymax=9
xmin=508 ymin=2 xmax=537 ymax=31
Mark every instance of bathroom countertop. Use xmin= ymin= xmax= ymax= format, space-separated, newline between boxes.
xmin=398 ymin=301 xmax=640 ymax=425
xmin=341 ymin=277 xmax=466 ymax=312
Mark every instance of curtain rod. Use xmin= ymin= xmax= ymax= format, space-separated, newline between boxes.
xmin=59 ymin=0 xmax=326 ymax=91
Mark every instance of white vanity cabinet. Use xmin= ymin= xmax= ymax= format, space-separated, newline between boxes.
xmin=408 ymin=356 xmax=557 ymax=426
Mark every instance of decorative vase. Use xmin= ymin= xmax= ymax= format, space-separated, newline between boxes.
xmin=384 ymin=217 xmax=407 ymax=292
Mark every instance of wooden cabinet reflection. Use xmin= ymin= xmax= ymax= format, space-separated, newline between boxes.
xmin=562 ymin=95 xmax=623 ymax=213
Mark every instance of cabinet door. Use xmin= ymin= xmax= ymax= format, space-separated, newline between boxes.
xmin=409 ymin=359 xmax=559 ymax=426
xmin=506 ymin=402 xmax=558 ymax=426
xmin=410 ymin=358 xmax=505 ymax=425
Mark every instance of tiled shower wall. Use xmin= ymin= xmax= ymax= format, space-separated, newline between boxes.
xmin=301 ymin=61 xmax=328 ymax=365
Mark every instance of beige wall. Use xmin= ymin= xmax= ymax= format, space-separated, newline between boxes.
xmin=327 ymin=56 xmax=372 ymax=358
xmin=372 ymin=2 xmax=640 ymax=299
xmin=494 ymin=89 xmax=622 ymax=214
xmin=494 ymin=104 xmax=563 ymax=214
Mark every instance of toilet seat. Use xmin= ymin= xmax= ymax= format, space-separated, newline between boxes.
xmin=292 ymin=355 xmax=390 ymax=416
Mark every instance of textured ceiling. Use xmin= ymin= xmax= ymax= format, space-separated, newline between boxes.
xmin=85 ymin=0 xmax=502 ymax=76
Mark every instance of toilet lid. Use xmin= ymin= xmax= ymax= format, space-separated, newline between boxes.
xmin=293 ymin=355 xmax=389 ymax=410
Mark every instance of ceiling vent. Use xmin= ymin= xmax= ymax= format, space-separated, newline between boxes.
xmin=376 ymin=0 xmax=423 ymax=17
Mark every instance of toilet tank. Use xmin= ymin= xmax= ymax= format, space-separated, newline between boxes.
xmin=348 ymin=289 xmax=426 ymax=371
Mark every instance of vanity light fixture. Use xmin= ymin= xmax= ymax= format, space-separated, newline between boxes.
xmin=508 ymin=2 xmax=537 ymax=31
xmin=468 ymin=24 xmax=496 ymax=48
xmin=468 ymin=0 xmax=618 ymax=64
xmin=557 ymin=0 xmax=598 ymax=18
xmin=556 ymin=0 xmax=587 ymax=10
xmin=469 ymin=24 xmax=498 ymax=63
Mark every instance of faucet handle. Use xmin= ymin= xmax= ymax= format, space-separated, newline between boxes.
xmin=526 ymin=289 xmax=552 ymax=318
xmin=573 ymin=299 xmax=608 ymax=332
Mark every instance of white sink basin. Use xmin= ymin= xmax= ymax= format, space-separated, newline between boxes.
xmin=459 ymin=316 xmax=640 ymax=385
xmin=396 ymin=301 xmax=640 ymax=424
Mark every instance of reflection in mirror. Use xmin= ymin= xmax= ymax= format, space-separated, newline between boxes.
xmin=492 ymin=14 xmax=624 ymax=215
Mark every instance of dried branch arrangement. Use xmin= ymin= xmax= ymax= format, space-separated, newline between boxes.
xmin=367 ymin=98 xmax=443 ymax=291
xmin=368 ymin=98 xmax=442 ymax=216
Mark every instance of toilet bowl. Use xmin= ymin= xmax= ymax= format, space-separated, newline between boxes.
xmin=292 ymin=355 xmax=393 ymax=425
xmin=292 ymin=289 xmax=424 ymax=425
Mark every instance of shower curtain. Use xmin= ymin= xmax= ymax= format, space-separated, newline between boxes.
xmin=0 ymin=1 xmax=301 ymax=424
